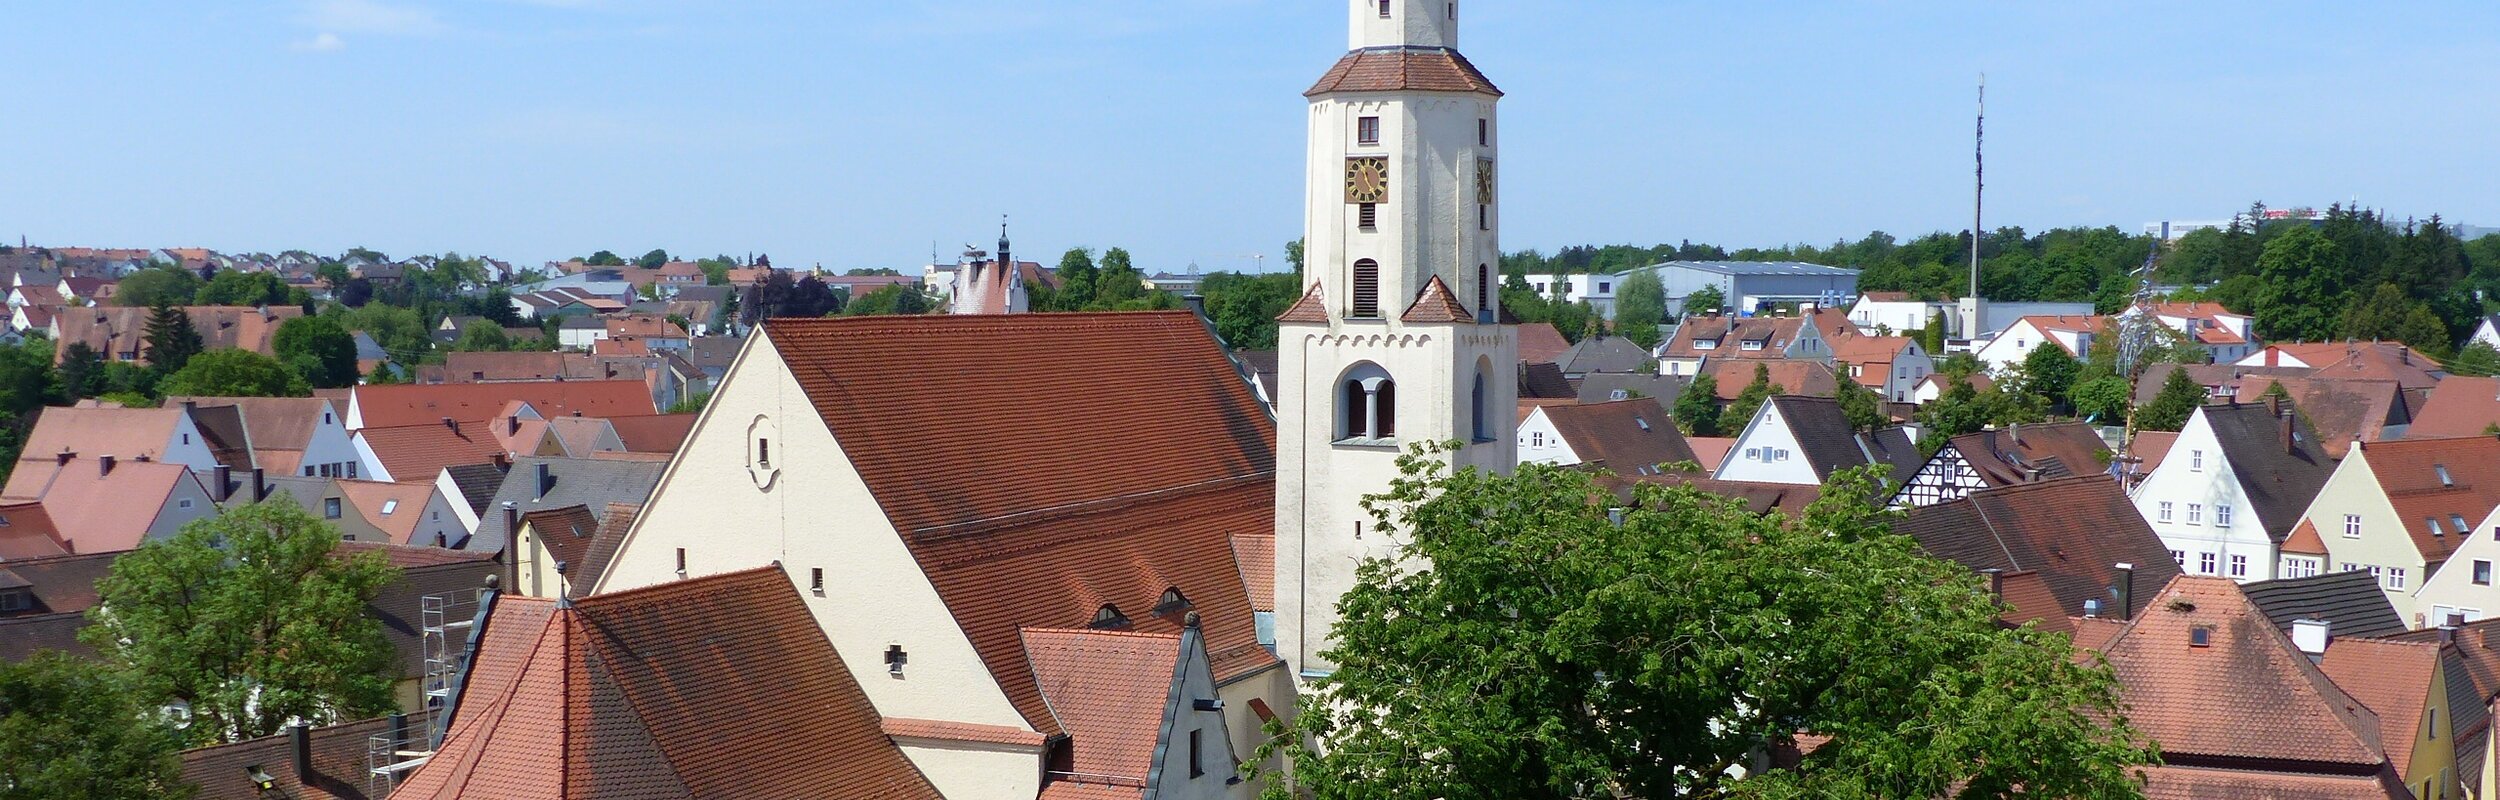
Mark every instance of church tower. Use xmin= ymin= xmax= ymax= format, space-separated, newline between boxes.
xmin=1273 ymin=0 xmax=1517 ymax=679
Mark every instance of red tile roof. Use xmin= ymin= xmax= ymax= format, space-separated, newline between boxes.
xmin=397 ymin=567 xmax=942 ymax=799
xmin=350 ymin=380 xmax=656 ymax=429
xmin=1994 ymin=570 xmax=2075 ymax=634
xmin=1516 ymin=322 xmax=1572 ymax=364
xmin=603 ymin=413 xmax=696 ymax=454
xmin=1537 ymin=399 xmax=1699 ymax=473
xmin=762 ymin=312 xmax=1279 ymax=738
xmin=1306 ymin=47 xmax=1502 ymax=97
xmin=1231 ymin=534 xmax=1274 ymax=613
xmin=0 ymin=458 xmax=203 ymax=554
xmin=179 ymin=717 xmax=394 ymax=800
xmin=2282 ymin=519 xmax=2328 ymax=556
xmin=2406 ymin=376 xmax=2500 ymax=439
xmin=2355 ymin=436 xmax=2500 ymax=564
xmin=2138 ymin=764 xmax=2406 ymax=799
xmin=54 ymin=305 xmax=303 ymax=364
xmin=1021 ymin=627 xmax=1185 ymax=790
xmin=0 ymin=502 xmax=67 ymax=559
xmin=2094 ymin=576 xmax=2386 ymax=768
xmin=336 ymin=480 xmax=435 ymax=545
xmin=1276 ymin=282 xmax=1328 ymax=323
xmin=1399 ymin=274 xmax=1473 ymax=323
xmin=2317 ymin=637 xmax=2441 ymax=780
xmin=2228 ymin=377 xmax=2405 ymax=457
xmin=1897 ymin=476 xmax=2182 ymax=620
xmin=879 ymin=717 xmax=1048 ymax=748
xmin=355 ymin=421 xmax=509 ymax=485
xmin=1705 ymin=359 xmax=1836 ymax=401
xmin=11 ymin=406 xmax=188 ymax=481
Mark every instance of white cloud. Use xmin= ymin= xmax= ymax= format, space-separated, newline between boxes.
xmin=290 ymin=32 xmax=348 ymax=52
xmin=301 ymin=0 xmax=447 ymax=36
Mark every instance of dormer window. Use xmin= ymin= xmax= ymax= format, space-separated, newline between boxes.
xmin=1741 ymin=340 xmax=1764 ymax=351
xmin=0 ymin=589 xmax=29 ymax=613
xmin=1091 ymin=604 xmax=1131 ymax=629
xmin=1156 ymin=587 xmax=1191 ymax=613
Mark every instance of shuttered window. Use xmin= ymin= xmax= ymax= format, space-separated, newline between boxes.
xmin=1351 ymin=259 xmax=1381 ymax=317
xmin=1358 ymin=203 xmax=1378 ymax=231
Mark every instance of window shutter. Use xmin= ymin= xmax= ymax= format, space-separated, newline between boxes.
xmin=1351 ymin=260 xmax=1381 ymax=317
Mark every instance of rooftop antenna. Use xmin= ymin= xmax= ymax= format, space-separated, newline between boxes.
xmin=1970 ymin=74 xmax=1984 ymax=302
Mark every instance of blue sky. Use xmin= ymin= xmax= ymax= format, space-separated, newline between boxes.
xmin=5 ymin=1 xmax=2497 ymax=272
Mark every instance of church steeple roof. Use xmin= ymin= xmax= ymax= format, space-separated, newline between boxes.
xmin=1306 ymin=48 xmax=1501 ymax=97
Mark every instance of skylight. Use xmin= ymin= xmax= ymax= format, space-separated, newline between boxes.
xmin=381 ymin=500 xmax=399 ymax=515
xmin=2437 ymin=465 xmax=2454 ymax=487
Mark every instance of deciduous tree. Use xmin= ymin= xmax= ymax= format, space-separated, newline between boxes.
xmin=2134 ymin=366 xmax=2206 ymax=432
xmin=272 ymin=316 xmax=359 ymax=389
xmin=156 ymin=350 xmax=309 ymax=398
xmin=0 ymin=653 xmax=193 ymax=799
xmin=1265 ymin=455 xmax=2153 ymax=799
xmin=1674 ymin=373 xmax=1720 ymax=436
xmin=82 ymin=501 xmax=400 ymax=745
xmin=1682 ymin=283 xmax=1726 ymax=317
xmin=1722 ymin=363 xmax=1775 ymax=433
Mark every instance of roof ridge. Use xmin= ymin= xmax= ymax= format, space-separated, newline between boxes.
xmin=570 ymin=563 xmax=786 ymax=607
xmin=1020 ymin=625 xmax=1184 ymax=642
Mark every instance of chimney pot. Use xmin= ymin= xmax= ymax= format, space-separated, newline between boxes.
xmin=535 ymin=463 xmax=553 ymax=499
xmin=98 ymin=455 xmax=115 ymax=476
xmin=250 ymin=467 xmax=267 ymax=502
xmin=290 ymin=723 xmax=312 ymax=781
xmin=441 ymin=416 xmax=455 ymax=431
xmin=214 ymin=464 xmax=232 ymax=502
xmin=54 ymin=450 xmax=73 ymax=466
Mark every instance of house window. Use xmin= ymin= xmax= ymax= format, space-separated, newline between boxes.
xmin=2199 ymin=552 xmax=2217 ymax=575
xmin=2187 ymin=504 xmax=2202 ymax=524
xmin=2283 ymin=557 xmax=2318 ymax=579
xmin=347 ymin=463 xmax=357 ymax=479
xmin=1189 ymin=729 xmax=1205 ymax=778
xmin=1530 ymin=432 xmax=1544 ymax=447
xmin=1350 ymin=260 xmax=1381 ymax=317
xmin=324 ymin=412 xmax=332 ymax=424
xmin=0 ymin=589 xmax=27 ymax=612
xmin=2216 ymin=504 xmax=2233 ymax=527
xmin=2344 ymin=514 xmax=2362 ymax=538
xmin=1377 ymin=0 xmax=1390 ymax=17
xmin=2429 ymin=517 xmax=2445 ymax=537
xmin=885 ymin=644 xmax=908 ymax=675
xmin=2189 ymin=450 xmax=2202 ymax=471
xmin=2158 ymin=502 xmax=2173 ymax=523
xmin=2229 ymin=555 xmax=2247 ymax=578
xmin=181 ymin=433 xmax=190 ymax=445
xmin=2454 ymin=514 xmax=2472 ymax=533
xmin=1357 ymin=116 xmax=1380 ymax=146
xmin=1337 ymin=363 xmax=1396 ymax=440
xmin=1358 ymin=203 xmax=1378 ymax=232
xmin=323 ymin=498 xmax=341 ymax=519
xmin=2389 ymin=568 xmax=2408 ymax=590
xmin=178 ymin=498 xmax=193 ymax=510
xmin=675 ymin=547 xmax=687 ymax=576
xmin=1695 ymin=339 xmax=1718 ymax=350
xmin=811 ymin=567 xmax=825 ymax=592
xmin=1740 ymin=340 xmax=1764 ymax=351
xmin=2476 ymin=560 xmax=2492 ymax=586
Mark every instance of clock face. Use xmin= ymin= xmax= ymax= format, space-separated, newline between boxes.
xmin=1477 ymin=159 xmax=1495 ymax=204
xmin=1345 ymin=157 xmax=1389 ymax=204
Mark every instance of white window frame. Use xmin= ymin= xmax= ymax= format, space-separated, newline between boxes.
xmin=2344 ymin=514 xmax=2362 ymax=538
xmin=2187 ymin=504 xmax=2202 ymax=524
xmin=2158 ymin=501 xmax=2173 ymax=523
xmin=2190 ymin=449 xmax=2203 ymax=472
xmin=2216 ymin=504 xmax=2233 ymax=527
xmin=2199 ymin=552 xmax=2217 ymax=575
xmin=2229 ymin=554 xmax=2247 ymax=578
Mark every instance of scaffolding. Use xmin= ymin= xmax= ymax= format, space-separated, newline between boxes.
xmin=367 ymin=586 xmax=486 ymax=794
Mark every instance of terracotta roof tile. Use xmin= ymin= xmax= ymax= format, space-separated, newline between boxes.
xmin=518 ymin=504 xmax=602 ymax=592
xmin=2408 ymin=376 xmax=2500 ymax=439
xmin=335 ymin=479 xmax=435 ymax=545
xmin=603 ymin=413 xmax=696 ymax=453
xmin=179 ymin=717 xmax=395 ymax=800
xmin=1897 ymin=475 xmax=2183 ymax=619
xmin=349 ymin=380 xmax=656 ymax=429
xmin=1662 ymin=315 xmax=1807 ymax=361
xmin=2138 ymin=764 xmax=2406 ymax=799
xmin=1684 ymin=437 xmax=1735 ymax=472
xmin=1706 ymin=360 xmax=1836 ymax=400
xmin=355 ymin=421 xmax=509 ymax=485
xmin=2282 ymin=519 xmax=2329 ymax=556
xmin=1994 ymin=570 xmax=2075 ymax=634
xmin=1 ymin=458 xmax=204 ymax=554
xmin=1276 ymin=282 xmax=1329 ymax=323
xmin=879 ymin=717 xmax=1048 ymax=747
xmin=399 ymin=568 xmax=942 ymax=799
xmin=1399 ymin=274 xmax=1474 ymax=323
xmin=165 ymin=396 xmax=336 ymax=452
xmin=2317 ymin=637 xmax=2441 ymax=778
xmin=54 ymin=305 xmax=303 ymax=365
xmin=1021 ymin=627 xmax=1185 ymax=788
xmin=2226 ymin=377 xmax=2404 ymax=457
xmin=2357 ymin=436 xmax=2500 ymax=564
xmin=1539 ymin=399 xmax=1698 ymax=474
xmin=1231 ymin=534 xmax=1274 ymax=613
xmin=0 ymin=502 xmax=67 ymax=560
xmin=1306 ymin=47 xmax=1502 ymax=97
xmin=1944 ymin=422 xmax=2111 ymax=487
xmin=11 ymin=406 xmax=189 ymax=480
xmin=762 ymin=312 xmax=1280 ymax=737
xmin=2097 ymin=577 xmax=2388 ymax=769
xmin=1516 ymin=322 xmax=1572 ymax=364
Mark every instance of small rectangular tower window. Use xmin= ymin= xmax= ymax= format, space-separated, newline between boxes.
xmin=1378 ymin=0 xmax=1390 ymax=17
xmin=1357 ymin=116 xmax=1380 ymax=146
xmin=675 ymin=547 xmax=687 ymax=576
xmin=811 ymin=567 xmax=825 ymax=593
xmin=1478 ymin=119 xmax=1488 ymax=146
xmin=1358 ymin=203 xmax=1378 ymax=231
xmin=1479 ymin=205 xmax=1488 ymax=230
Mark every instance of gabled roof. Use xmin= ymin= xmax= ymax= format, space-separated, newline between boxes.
xmin=1230 ymin=534 xmax=1274 ymax=613
xmin=1706 ymin=360 xmax=1836 ymax=400
xmin=11 ymin=406 xmax=186 ymax=482
xmin=355 ymin=421 xmax=508 ymax=486
xmin=2201 ymin=401 xmax=2339 ymax=542
xmin=397 ymin=568 xmax=943 ymax=799
xmin=1517 ymin=322 xmax=1572 ymax=364
xmin=1399 ymin=274 xmax=1473 ymax=323
xmin=0 ymin=458 xmax=203 ymax=554
xmin=1021 ymin=627 xmax=1186 ymax=794
xmin=1993 ymin=570 xmax=2075 ymax=634
xmin=186 ymin=402 xmax=254 ymax=471
xmin=2354 ymin=436 xmax=2500 ymax=565
xmin=0 ymin=502 xmax=67 ymax=559
xmin=1517 ymin=361 xmax=1575 ymax=399
xmin=2239 ymin=570 xmax=2407 ymax=639
xmin=761 ymin=312 xmax=1278 ymax=738
xmin=1943 ymin=422 xmax=2111 ymax=488
xmin=179 ymin=717 xmax=393 ymax=800
xmin=1897 ymin=475 xmax=2183 ymax=619
xmin=54 ymin=305 xmax=303 ymax=363
xmin=1756 ymin=396 xmax=1919 ymax=485
xmin=1575 ymin=373 xmax=1687 ymax=409
xmin=2227 ymin=377 xmax=2406 ymax=457
xmin=165 ymin=396 xmax=335 ymax=451
xmin=519 ymin=504 xmax=602 ymax=596
xmin=1539 ymin=399 xmax=1698 ymax=474
xmin=1660 ymin=315 xmax=1806 ymax=360
xmin=444 ymin=463 xmax=507 ymax=518
xmin=336 ymin=479 xmax=436 ymax=545
xmin=1556 ymin=335 xmax=1651 ymax=375
xmin=350 ymin=380 xmax=656 ymax=429
xmin=2406 ymin=376 xmax=2500 ymax=439
xmin=2317 ymin=637 xmax=2442 ymax=779
xmin=1275 ymin=282 xmax=1328 ymax=323
xmin=604 ymin=413 xmax=697 ymax=454
xmin=2094 ymin=576 xmax=2388 ymax=769
xmin=1306 ymin=46 xmax=1502 ymax=97
xmin=469 ymin=456 xmax=667 ymax=555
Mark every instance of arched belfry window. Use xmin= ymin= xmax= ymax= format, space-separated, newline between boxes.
xmin=1470 ymin=365 xmax=1490 ymax=442
xmin=1351 ymin=259 xmax=1382 ymax=318
xmin=1338 ymin=362 xmax=1398 ymax=441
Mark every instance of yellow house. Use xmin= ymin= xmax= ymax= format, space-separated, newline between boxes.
xmin=2298 ymin=438 xmax=2500 ymax=626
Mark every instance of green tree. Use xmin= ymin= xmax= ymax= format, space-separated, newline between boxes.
xmin=332 ymin=303 xmax=428 ymax=365
xmin=1199 ymin=271 xmax=1302 ymax=350
xmin=1052 ymin=247 xmax=1099 ymax=311
xmin=2452 ymin=342 xmax=2500 ymax=377
xmin=1092 ymin=247 xmax=1147 ymax=308
xmin=1674 ymin=373 xmax=1721 ymax=436
xmin=1914 ymin=377 xmax=1989 ymax=454
xmin=843 ymin=284 xmax=936 ymax=316
xmin=2250 ymin=226 xmax=2350 ymax=342
xmin=2393 ymin=303 xmax=2455 ymax=359
xmin=1267 ymin=456 xmax=2152 ymax=799
xmin=635 ymin=249 xmax=671 ymax=269
xmin=56 ymin=342 xmax=106 ymax=401
xmin=451 ymin=320 xmax=514 ymax=352
xmin=195 ymin=270 xmax=294 ymax=307
xmin=1834 ymin=368 xmax=1883 ymax=432
xmin=1285 ymin=238 xmax=1306 ymax=275
xmin=113 ymin=265 xmax=203 ymax=307
xmin=156 ymin=350 xmax=309 ymax=398
xmin=2016 ymin=341 xmax=2081 ymax=411
xmin=2070 ymin=375 xmax=2131 ymax=424
xmin=272 ymin=316 xmax=359 ymax=389
xmin=1722 ymin=363 xmax=1775 ymax=433
xmin=697 ymin=255 xmax=737 ymax=286
xmin=81 ymin=501 xmax=399 ymax=745
xmin=141 ymin=305 xmax=203 ymax=374
xmin=2135 ymin=366 xmax=2207 ymax=432
xmin=1682 ymin=283 xmax=1727 ymax=316
xmin=0 ymin=653 xmax=194 ymax=799
xmin=1613 ymin=269 xmax=1668 ymax=347
xmin=583 ymin=250 xmax=626 ymax=267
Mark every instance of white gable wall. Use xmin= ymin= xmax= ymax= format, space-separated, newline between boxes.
xmin=589 ymin=329 xmax=1042 ymax=799
xmin=1712 ymin=401 xmax=1822 ymax=485
xmin=2301 ymin=446 xmax=2433 ymax=625
xmin=2131 ymin=408 xmax=2276 ymax=582
xmin=2418 ymin=502 xmax=2500 ymax=626
xmin=1515 ymin=407 xmax=1579 ymax=467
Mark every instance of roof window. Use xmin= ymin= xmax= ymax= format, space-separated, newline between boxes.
xmin=2189 ymin=627 xmax=2211 ymax=648
xmin=1156 ymin=587 xmax=1191 ymax=613
xmin=2437 ymin=465 xmax=2454 ymax=487
xmin=1090 ymin=604 xmax=1131 ymax=630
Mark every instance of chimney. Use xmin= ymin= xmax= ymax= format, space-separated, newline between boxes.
xmin=54 ymin=450 xmax=72 ymax=467
xmin=213 ymin=464 xmax=232 ymax=502
xmin=502 ymin=501 xmax=519 ymax=543
xmin=2440 ymin=624 xmax=2459 ymax=647
xmin=2112 ymin=563 xmax=2136 ymax=621
xmin=2279 ymin=404 xmax=2296 ymax=454
xmin=506 ymin=415 xmax=520 ymax=437
xmin=289 ymin=723 xmax=312 ymax=783
xmin=535 ymin=463 xmax=553 ymax=499
xmin=440 ymin=415 xmax=456 ymax=431
xmin=2007 ymin=423 xmax=2022 ymax=447
xmin=251 ymin=468 xmax=267 ymax=502
xmin=1981 ymin=567 xmax=2004 ymax=597
xmin=2291 ymin=618 xmax=2331 ymax=662
xmin=98 ymin=455 xmax=115 ymax=477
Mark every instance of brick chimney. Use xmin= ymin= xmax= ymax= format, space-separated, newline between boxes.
xmin=98 ymin=455 xmax=115 ymax=477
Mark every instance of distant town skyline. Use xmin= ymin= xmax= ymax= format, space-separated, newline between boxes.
xmin=5 ymin=1 xmax=2497 ymax=272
